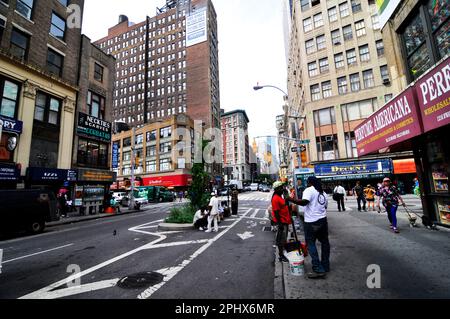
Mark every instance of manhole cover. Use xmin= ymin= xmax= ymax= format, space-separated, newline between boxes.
xmin=117 ymin=272 xmax=164 ymax=289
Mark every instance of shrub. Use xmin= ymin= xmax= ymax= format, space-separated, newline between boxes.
xmin=165 ymin=204 xmax=197 ymax=224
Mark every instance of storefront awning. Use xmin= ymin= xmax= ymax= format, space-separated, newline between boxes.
xmin=143 ymin=174 xmax=192 ymax=188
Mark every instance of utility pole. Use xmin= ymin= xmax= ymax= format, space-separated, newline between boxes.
xmin=129 ymin=126 xmax=136 ymax=210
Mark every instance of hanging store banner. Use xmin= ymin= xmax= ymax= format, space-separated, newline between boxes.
xmin=415 ymin=56 xmax=450 ymax=133
xmin=0 ymin=163 xmax=20 ymax=181
xmin=0 ymin=115 xmax=23 ymax=135
xmin=355 ymin=87 xmax=423 ymax=157
xmin=77 ymin=112 xmax=112 ymax=143
xmin=376 ymin=0 xmax=401 ymax=29
xmin=112 ymin=142 xmax=119 ymax=169
xmin=186 ymin=7 xmax=207 ymax=47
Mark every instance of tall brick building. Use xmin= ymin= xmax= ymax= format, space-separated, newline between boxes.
xmin=94 ymin=0 xmax=220 ymax=130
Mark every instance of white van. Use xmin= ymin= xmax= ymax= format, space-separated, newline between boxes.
xmin=249 ymin=183 xmax=259 ymax=191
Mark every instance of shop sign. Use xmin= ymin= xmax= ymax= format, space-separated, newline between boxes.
xmin=314 ymin=159 xmax=392 ymax=179
xmin=415 ymin=56 xmax=450 ymax=133
xmin=0 ymin=115 xmax=23 ymax=135
xmin=112 ymin=142 xmax=119 ymax=169
xmin=393 ymin=158 xmax=417 ymax=174
xmin=77 ymin=112 xmax=112 ymax=143
xmin=355 ymin=87 xmax=423 ymax=156
xmin=0 ymin=163 xmax=20 ymax=181
xmin=186 ymin=8 xmax=207 ymax=47
xmin=377 ymin=0 xmax=401 ymax=29
xmin=78 ymin=169 xmax=116 ymax=183
xmin=143 ymin=174 xmax=192 ymax=187
xmin=27 ymin=168 xmax=77 ymax=182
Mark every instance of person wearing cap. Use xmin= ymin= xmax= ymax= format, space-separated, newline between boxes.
xmin=206 ymin=192 xmax=220 ymax=233
xmin=377 ymin=177 xmax=406 ymax=233
xmin=271 ymin=181 xmax=291 ymax=263
xmin=287 ymin=176 xmax=329 ymax=279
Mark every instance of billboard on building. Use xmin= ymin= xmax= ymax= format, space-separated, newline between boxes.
xmin=186 ymin=8 xmax=207 ymax=47
xmin=377 ymin=0 xmax=401 ymax=29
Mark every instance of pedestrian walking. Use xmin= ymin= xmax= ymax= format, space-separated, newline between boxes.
xmin=178 ymin=191 xmax=184 ymax=202
xmin=377 ymin=177 xmax=406 ymax=234
xmin=231 ymin=186 xmax=239 ymax=216
xmin=57 ymin=192 xmax=68 ymax=218
xmin=271 ymin=181 xmax=291 ymax=263
xmin=206 ymin=192 xmax=220 ymax=233
xmin=353 ymin=181 xmax=367 ymax=211
xmin=364 ymin=185 xmax=376 ymax=211
xmin=288 ymin=176 xmax=329 ymax=279
xmin=333 ymin=182 xmax=346 ymax=212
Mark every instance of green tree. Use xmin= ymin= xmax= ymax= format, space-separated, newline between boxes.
xmin=188 ymin=140 xmax=211 ymax=209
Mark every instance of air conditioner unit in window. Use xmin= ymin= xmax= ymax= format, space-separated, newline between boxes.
xmin=333 ymin=40 xmax=341 ymax=45
xmin=383 ymin=78 xmax=391 ymax=85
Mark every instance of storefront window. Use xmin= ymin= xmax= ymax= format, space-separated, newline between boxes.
xmin=436 ymin=198 xmax=450 ymax=226
xmin=429 ymin=0 xmax=450 ymax=59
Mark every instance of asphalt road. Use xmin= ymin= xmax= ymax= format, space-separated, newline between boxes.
xmin=0 ymin=193 xmax=275 ymax=299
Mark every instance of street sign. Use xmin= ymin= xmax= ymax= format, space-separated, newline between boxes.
xmin=291 ymin=146 xmax=307 ymax=153
xmin=298 ymin=139 xmax=310 ymax=144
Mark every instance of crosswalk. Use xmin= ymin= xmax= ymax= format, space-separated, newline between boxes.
xmin=227 ymin=192 xmax=272 ymax=202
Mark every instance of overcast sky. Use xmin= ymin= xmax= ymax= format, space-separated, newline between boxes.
xmin=82 ymin=0 xmax=287 ymax=146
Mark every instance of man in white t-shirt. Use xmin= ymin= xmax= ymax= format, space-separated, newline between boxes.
xmin=206 ymin=192 xmax=220 ymax=233
xmin=288 ymin=176 xmax=330 ymax=279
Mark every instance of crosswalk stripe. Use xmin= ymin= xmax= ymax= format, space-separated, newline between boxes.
xmin=250 ymin=209 xmax=260 ymax=218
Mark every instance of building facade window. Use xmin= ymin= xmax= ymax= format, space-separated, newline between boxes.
xmin=371 ymin=14 xmax=380 ymax=29
xmin=146 ymin=145 xmax=156 ymax=157
xmin=16 ymin=0 xmax=34 ymax=19
xmin=0 ymin=78 xmax=19 ymax=118
xmin=359 ymin=44 xmax=370 ymax=62
xmin=350 ymin=73 xmax=360 ymax=92
xmin=351 ymin=0 xmax=362 ymax=13
xmin=363 ymin=69 xmax=375 ymax=88
xmin=46 ymin=49 xmax=63 ymax=76
xmin=346 ymin=49 xmax=357 ymax=65
xmin=339 ymin=2 xmax=350 ymax=18
xmin=160 ymin=141 xmax=171 ymax=153
xmin=87 ymin=91 xmax=105 ymax=119
xmin=300 ymin=0 xmax=310 ymax=12
xmin=159 ymin=158 xmax=171 ymax=171
xmin=316 ymin=134 xmax=339 ymax=161
xmin=376 ymin=40 xmax=385 ymax=56
xmin=316 ymin=34 xmax=326 ymax=50
xmin=334 ymin=53 xmax=345 ymax=68
xmin=314 ymin=107 xmax=336 ymax=126
xmin=94 ymin=63 xmax=104 ymax=82
xmin=331 ymin=29 xmax=341 ymax=45
xmin=305 ymin=39 xmax=315 ymax=54
xmin=146 ymin=160 xmax=157 ymax=172
xmin=34 ymin=92 xmax=61 ymax=125
xmin=310 ymin=84 xmax=320 ymax=101
xmin=313 ymin=13 xmax=323 ymax=28
xmin=303 ymin=17 xmax=312 ymax=32
xmin=77 ymin=139 xmax=108 ymax=168
xmin=343 ymin=24 xmax=353 ymax=41
xmin=355 ymin=19 xmax=366 ymax=37
xmin=147 ymin=130 xmax=157 ymax=142
xmin=338 ymin=76 xmax=348 ymax=95
xmin=322 ymin=81 xmax=332 ymax=98
xmin=328 ymin=6 xmax=338 ymax=22
xmin=10 ymin=28 xmax=29 ymax=60
xmin=380 ymin=65 xmax=390 ymax=82
xmin=319 ymin=58 xmax=329 ymax=73
xmin=160 ymin=126 xmax=172 ymax=138
xmin=341 ymin=98 xmax=377 ymax=121
xmin=308 ymin=61 xmax=318 ymax=77
xmin=50 ymin=12 xmax=66 ymax=41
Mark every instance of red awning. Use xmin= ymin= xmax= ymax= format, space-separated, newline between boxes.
xmin=142 ymin=174 xmax=192 ymax=187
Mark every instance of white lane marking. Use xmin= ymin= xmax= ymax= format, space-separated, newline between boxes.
xmin=145 ymin=239 xmax=209 ymax=249
xmin=19 ymin=222 xmax=169 ymax=299
xmin=250 ymin=209 xmax=260 ymax=218
xmin=3 ymin=244 xmax=74 ymax=264
xmin=30 ymin=278 xmax=119 ymax=300
xmin=137 ymin=208 xmax=253 ymax=299
xmin=242 ymin=216 xmax=269 ymax=221
xmin=237 ymin=231 xmax=255 ymax=240
xmin=0 ymin=248 xmax=3 ymax=274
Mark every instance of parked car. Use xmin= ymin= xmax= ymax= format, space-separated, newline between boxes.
xmin=112 ymin=191 xmax=127 ymax=205
xmin=244 ymin=186 xmax=252 ymax=192
xmin=121 ymin=192 xmax=149 ymax=209
xmin=0 ymin=189 xmax=59 ymax=234
xmin=219 ymin=187 xmax=230 ymax=196
xmin=249 ymin=183 xmax=259 ymax=191
xmin=259 ymin=185 xmax=271 ymax=192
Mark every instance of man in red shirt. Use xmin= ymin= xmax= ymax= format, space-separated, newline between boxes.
xmin=272 ymin=181 xmax=291 ymax=262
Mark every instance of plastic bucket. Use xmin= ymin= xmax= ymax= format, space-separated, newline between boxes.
xmin=286 ymin=251 xmax=304 ymax=276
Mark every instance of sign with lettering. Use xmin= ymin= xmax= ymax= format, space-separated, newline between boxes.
xmin=0 ymin=115 xmax=23 ymax=134
xmin=27 ymin=168 xmax=77 ymax=182
xmin=355 ymin=87 xmax=423 ymax=157
xmin=78 ymin=169 xmax=116 ymax=183
xmin=415 ymin=56 xmax=450 ymax=133
xmin=314 ymin=159 xmax=392 ymax=180
xmin=112 ymin=142 xmax=119 ymax=169
xmin=186 ymin=8 xmax=207 ymax=47
xmin=77 ymin=112 xmax=111 ymax=143
xmin=0 ymin=163 xmax=20 ymax=181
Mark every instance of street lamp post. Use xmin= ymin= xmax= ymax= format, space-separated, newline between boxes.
xmin=129 ymin=125 xmax=136 ymax=211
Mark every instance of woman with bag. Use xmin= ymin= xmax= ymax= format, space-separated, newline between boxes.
xmin=333 ymin=182 xmax=346 ymax=212
xmin=377 ymin=177 xmax=406 ymax=234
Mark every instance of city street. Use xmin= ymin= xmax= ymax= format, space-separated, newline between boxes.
xmin=1 ymin=192 xmax=449 ymax=299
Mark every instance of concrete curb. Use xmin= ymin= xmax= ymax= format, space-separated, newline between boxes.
xmin=158 ymin=223 xmax=194 ymax=231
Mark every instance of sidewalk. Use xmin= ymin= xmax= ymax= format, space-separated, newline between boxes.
xmin=47 ymin=199 xmax=189 ymax=227
xmin=274 ymin=200 xmax=450 ymax=299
